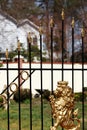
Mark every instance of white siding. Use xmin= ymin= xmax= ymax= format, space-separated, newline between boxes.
xmin=0 ymin=14 xmax=39 ymax=51
xmin=0 ymin=15 xmax=17 ymax=51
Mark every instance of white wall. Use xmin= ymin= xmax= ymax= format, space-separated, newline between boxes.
xmin=17 ymin=22 xmax=40 ymax=49
xmin=0 ymin=14 xmax=40 ymax=52
xmin=0 ymin=62 xmax=87 ymax=95
xmin=0 ymin=14 xmax=17 ymax=51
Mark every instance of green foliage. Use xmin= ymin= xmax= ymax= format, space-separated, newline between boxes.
xmin=0 ymin=96 xmax=4 ymax=108
xmin=16 ymin=44 xmax=47 ymax=62
xmin=42 ymin=57 xmax=47 ymax=62
xmin=30 ymin=45 xmax=40 ymax=61
xmin=9 ymin=51 xmax=17 ymax=61
xmin=8 ymin=44 xmax=43 ymax=62
xmin=0 ymin=63 xmax=3 ymax=67
xmin=13 ymin=89 xmax=31 ymax=102
xmin=74 ymin=92 xmax=87 ymax=101
xmin=0 ymin=97 xmax=3 ymax=102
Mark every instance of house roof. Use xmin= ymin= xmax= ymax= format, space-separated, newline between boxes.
xmin=17 ymin=19 xmax=39 ymax=31
xmin=0 ymin=9 xmax=39 ymax=31
xmin=0 ymin=9 xmax=17 ymax=25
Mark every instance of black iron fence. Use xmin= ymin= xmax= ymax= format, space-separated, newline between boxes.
xmin=0 ymin=10 xmax=86 ymax=130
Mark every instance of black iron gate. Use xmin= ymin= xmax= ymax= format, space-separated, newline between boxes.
xmin=0 ymin=9 xmax=86 ymax=130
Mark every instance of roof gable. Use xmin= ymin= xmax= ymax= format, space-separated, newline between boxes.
xmin=0 ymin=10 xmax=39 ymax=31
xmin=0 ymin=10 xmax=39 ymax=51
xmin=17 ymin=19 xmax=39 ymax=31
xmin=0 ymin=10 xmax=17 ymax=25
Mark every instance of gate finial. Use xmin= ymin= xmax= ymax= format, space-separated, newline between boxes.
xmin=27 ymin=32 xmax=32 ymax=43
xmin=49 ymin=81 xmax=80 ymax=130
xmin=61 ymin=9 xmax=64 ymax=20
xmin=81 ymin=27 xmax=85 ymax=37
xmin=5 ymin=49 xmax=8 ymax=59
xmin=17 ymin=40 xmax=20 ymax=51
xmin=50 ymin=16 xmax=54 ymax=28
xmin=71 ymin=17 xmax=75 ymax=28
xmin=39 ymin=24 xmax=43 ymax=35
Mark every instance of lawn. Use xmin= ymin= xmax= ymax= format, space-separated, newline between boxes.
xmin=0 ymin=98 xmax=87 ymax=130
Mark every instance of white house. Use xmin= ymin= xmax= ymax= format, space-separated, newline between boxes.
xmin=0 ymin=10 xmax=40 ymax=52
xmin=17 ymin=19 xmax=40 ymax=49
xmin=0 ymin=10 xmax=17 ymax=51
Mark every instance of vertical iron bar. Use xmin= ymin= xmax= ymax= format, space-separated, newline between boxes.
xmin=50 ymin=17 xmax=54 ymax=126
xmin=61 ymin=8 xmax=64 ymax=130
xmin=71 ymin=18 xmax=75 ymax=121
xmin=61 ymin=9 xmax=64 ymax=81
xmin=71 ymin=17 xmax=75 ymax=93
xmin=27 ymin=33 xmax=32 ymax=130
xmin=81 ymin=28 xmax=85 ymax=130
xmin=6 ymin=49 xmax=10 ymax=130
xmin=18 ymin=40 xmax=21 ymax=130
xmin=50 ymin=17 xmax=54 ymax=94
xmin=39 ymin=25 xmax=43 ymax=130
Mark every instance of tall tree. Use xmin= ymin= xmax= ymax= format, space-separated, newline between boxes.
xmin=53 ymin=0 xmax=87 ymax=60
xmin=0 ymin=0 xmax=40 ymax=23
xmin=35 ymin=0 xmax=54 ymax=57
xmin=1 ymin=0 xmax=87 ymax=60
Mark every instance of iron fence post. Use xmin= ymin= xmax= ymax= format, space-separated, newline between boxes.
xmin=17 ymin=40 xmax=21 ymax=130
xmin=61 ymin=9 xmax=64 ymax=81
xmin=27 ymin=32 xmax=32 ymax=130
xmin=71 ymin=17 xmax=75 ymax=93
xmin=39 ymin=24 xmax=43 ymax=130
xmin=81 ymin=27 xmax=85 ymax=130
xmin=6 ymin=49 xmax=10 ymax=130
xmin=50 ymin=16 xmax=54 ymax=126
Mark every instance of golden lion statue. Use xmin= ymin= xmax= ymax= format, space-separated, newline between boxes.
xmin=49 ymin=81 xmax=80 ymax=130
